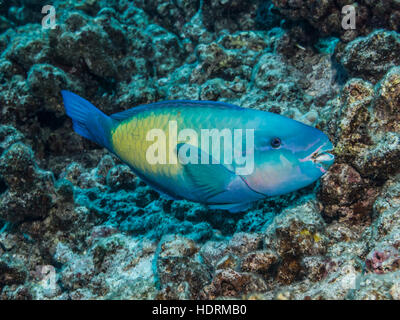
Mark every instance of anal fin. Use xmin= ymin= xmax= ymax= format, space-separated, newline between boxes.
xmin=208 ymin=202 xmax=252 ymax=213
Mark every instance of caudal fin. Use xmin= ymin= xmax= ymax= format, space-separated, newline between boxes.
xmin=61 ymin=90 xmax=114 ymax=150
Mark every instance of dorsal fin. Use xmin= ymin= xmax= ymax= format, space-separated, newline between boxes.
xmin=110 ymin=100 xmax=245 ymax=121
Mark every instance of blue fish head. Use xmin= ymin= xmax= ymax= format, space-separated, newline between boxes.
xmin=243 ymin=114 xmax=334 ymax=197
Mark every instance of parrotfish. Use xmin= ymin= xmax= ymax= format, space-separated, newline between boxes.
xmin=61 ymin=91 xmax=334 ymax=212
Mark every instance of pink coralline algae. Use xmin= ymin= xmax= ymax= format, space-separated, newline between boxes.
xmin=366 ymin=246 xmax=400 ymax=275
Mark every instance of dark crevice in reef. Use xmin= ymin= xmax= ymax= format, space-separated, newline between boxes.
xmin=37 ymin=111 xmax=66 ymax=130
xmin=2 ymin=1 xmax=42 ymax=27
xmin=331 ymin=56 xmax=349 ymax=85
xmin=256 ymin=0 xmax=321 ymax=47
xmin=0 ymin=178 xmax=6 ymax=195
xmin=8 ymin=57 xmax=29 ymax=78
xmin=70 ymin=57 xmax=118 ymax=95
xmin=284 ymin=20 xmax=320 ymax=47
xmin=87 ymin=71 xmax=117 ymax=96
xmin=0 ymin=240 xmax=6 ymax=252
xmin=255 ymin=0 xmax=283 ymax=30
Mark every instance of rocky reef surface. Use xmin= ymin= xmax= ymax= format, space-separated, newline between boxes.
xmin=0 ymin=0 xmax=399 ymax=300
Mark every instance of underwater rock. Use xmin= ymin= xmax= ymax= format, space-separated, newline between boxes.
xmin=0 ymin=142 xmax=55 ymax=223
xmin=272 ymin=0 xmax=341 ymax=36
xmin=0 ymin=260 xmax=26 ymax=290
xmin=0 ymin=286 xmax=32 ymax=300
xmin=156 ymin=235 xmax=212 ymax=299
xmin=106 ymin=164 xmax=137 ymax=191
xmin=145 ymin=24 xmax=186 ymax=77
xmin=272 ymin=0 xmax=400 ymax=39
xmin=256 ymin=0 xmax=283 ymax=30
xmin=373 ymin=67 xmax=400 ymax=133
xmin=372 ymin=175 xmax=400 ymax=243
xmin=54 ymin=234 xmax=158 ymax=299
xmin=94 ymin=8 xmax=127 ymax=50
xmin=390 ymin=282 xmax=400 ymax=300
xmin=262 ymin=198 xmax=328 ymax=284
xmin=235 ymin=209 xmax=275 ymax=233
xmin=262 ymin=252 xmax=365 ymax=300
xmin=227 ymin=232 xmax=264 ymax=257
xmin=275 ymin=257 xmax=303 ymax=285
xmin=331 ymin=68 xmax=400 ymax=182
xmin=0 ymin=125 xmax=24 ymax=154
xmin=319 ymin=163 xmax=377 ymax=223
xmin=240 ymin=250 xmax=279 ymax=274
xmin=116 ymin=75 xmax=160 ymax=109
xmin=253 ymin=53 xmax=289 ymax=91
xmin=341 ymin=30 xmax=400 ymax=83
xmin=264 ymin=198 xmax=327 ymax=258
xmin=354 ymin=132 xmax=400 ymax=181
xmin=354 ymin=272 xmax=400 ymax=300
xmin=201 ymin=268 xmax=268 ymax=299
xmin=135 ymin=0 xmax=199 ymax=36
xmin=158 ymin=234 xmax=199 ymax=258
xmin=92 ymin=154 xmax=115 ymax=185
xmin=60 ymin=162 xmax=85 ymax=185
xmin=199 ymin=241 xmax=229 ymax=268
xmin=331 ymin=78 xmax=373 ymax=162
xmin=202 ymin=0 xmax=259 ymax=33
xmin=321 ymin=66 xmax=400 ymax=226
xmin=302 ymin=255 xmax=329 ymax=282
xmin=3 ymin=26 xmax=51 ymax=71
xmin=216 ymin=253 xmax=240 ymax=271
xmin=27 ymin=63 xmax=78 ymax=114
xmin=191 ymin=42 xmax=240 ymax=84
xmin=181 ymin=9 xmax=214 ymax=44
xmin=50 ymin=11 xmax=119 ymax=80
xmin=365 ymin=246 xmax=400 ymax=275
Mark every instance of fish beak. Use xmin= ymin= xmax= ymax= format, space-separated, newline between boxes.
xmin=313 ymin=150 xmax=335 ymax=167
xmin=311 ymin=140 xmax=335 ymax=170
xmin=299 ymin=140 xmax=335 ymax=173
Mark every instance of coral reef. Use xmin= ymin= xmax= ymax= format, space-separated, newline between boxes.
xmin=271 ymin=0 xmax=400 ymax=41
xmin=0 ymin=0 xmax=399 ymax=300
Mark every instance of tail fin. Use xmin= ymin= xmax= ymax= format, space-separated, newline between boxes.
xmin=61 ymin=90 xmax=114 ymax=150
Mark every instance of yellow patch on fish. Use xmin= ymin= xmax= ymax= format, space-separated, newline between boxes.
xmin=111 ymin=111 xmax=182 ymax=178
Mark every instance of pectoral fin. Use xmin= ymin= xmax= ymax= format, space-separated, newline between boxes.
xmin=177 ymin=144 xmax=237 ymax=202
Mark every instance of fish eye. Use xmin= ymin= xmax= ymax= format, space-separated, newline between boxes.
xmin=270 ymin=137 xmax=281 ymax=148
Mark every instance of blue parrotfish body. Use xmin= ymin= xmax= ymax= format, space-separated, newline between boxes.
xmin=61 ymin=91 xmax=334 ymax=212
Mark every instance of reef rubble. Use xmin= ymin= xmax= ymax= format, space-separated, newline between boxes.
xmin=0 ymin=0 xmax=399 ymax=300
